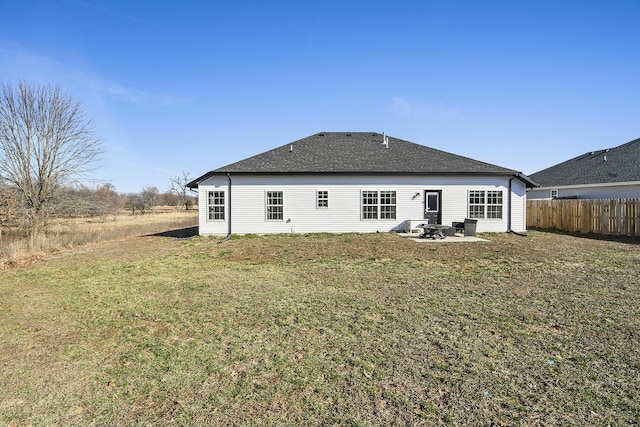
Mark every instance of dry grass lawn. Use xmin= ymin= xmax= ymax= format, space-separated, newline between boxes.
xmin=0 ymin=209 xmax=198 ymax=269
xmin=1 ymin=230 xmax=638 ymax=425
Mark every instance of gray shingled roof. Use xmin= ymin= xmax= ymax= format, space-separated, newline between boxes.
xmin=189 ymin=132 xmax=536 ymax=187
xmin=530 ymin=137 xmax=640 ymax=187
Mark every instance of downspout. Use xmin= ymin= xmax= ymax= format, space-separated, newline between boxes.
xmin=219 ymin=173 xmax=232 ymax=243
xmin=507 ymin=176 xmax=513 ymax=232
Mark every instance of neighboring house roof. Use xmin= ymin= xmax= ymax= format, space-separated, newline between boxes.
xmin=530 ymin=137 xmax=640 ymax=188
xmin=188 ymin=132 xmax=537 ymax=188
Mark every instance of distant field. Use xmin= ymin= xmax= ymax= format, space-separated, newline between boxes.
xmin=0 ymin=208 xmax=198 ymax=269
xmin=1 ymin=231 xmax=639 ymax=425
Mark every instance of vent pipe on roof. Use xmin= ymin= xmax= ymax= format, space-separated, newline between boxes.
xmin=290 ymin=144 xmax=293 ymax=153
xmin=382 ymin=132 xmax=389 ymax=148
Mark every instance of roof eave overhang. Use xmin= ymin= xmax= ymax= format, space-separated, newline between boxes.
xmin=512 ymin=173 xmax=540 ymax=188
xmin=532 ymin=180 xmax=640 ymax=190
xmin=187 ymin=171 xmax=220 ymax=189
xmin=189 ymin=170 xmax=540 ymax=188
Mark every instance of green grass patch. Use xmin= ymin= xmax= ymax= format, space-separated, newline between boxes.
xmin=1 ymin=232 xmax=639 ymax=425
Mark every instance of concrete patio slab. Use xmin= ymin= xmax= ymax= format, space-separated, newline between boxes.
xmin=397 ymin=233 xmax=489 ymax=243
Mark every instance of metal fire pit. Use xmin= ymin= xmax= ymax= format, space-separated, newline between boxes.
xmin=416 ymin=223 xmax=446 ymax=240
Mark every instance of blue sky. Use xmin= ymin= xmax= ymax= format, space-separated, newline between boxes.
xmin=1 ymin=0 xmax=639 ymax=193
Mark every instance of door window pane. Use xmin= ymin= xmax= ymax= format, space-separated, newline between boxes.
xmin=426 ymin=193 xmax=438 ymax=211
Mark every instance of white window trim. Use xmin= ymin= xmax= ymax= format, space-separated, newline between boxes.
xmin=265 ymin=190 xmax=284 ymax=222
xmin=468 ymin=190 xmax=485 ymax=219
xmin=316 ymin=190 xmax=329 ymax=209
xmin=379 ymin=190 xmax=397 ymax=220
xmin=361 ymin=190 xmax=378 ymax=220
xmin=486 ymin=190 xmax=503 ymax=219
xmin=361 ymin=190 xmax=397 ymax=220
xmin=468 ymin=190 xmax=503 ymax=220
xmin=207 ymin=190 xmax=225 ymax=221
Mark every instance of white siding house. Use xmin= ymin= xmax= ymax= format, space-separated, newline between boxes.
xmin=528 ymin=182 xmax=640 ymax=200
xmin=528 ymin=137 xmax=640 ymax=200
xmin=189 ymin=132 xmax=536 ymax=236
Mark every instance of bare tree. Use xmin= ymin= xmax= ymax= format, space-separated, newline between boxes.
xmin=160 ymin=191 xmax=179 ymax=207
xmin=0 ymin=81 xmax=102 ymax=236
xmin=141 ymin=185 xmax=159 ymax=214
xmin=0 ymin=182 xmax=21 ymax=239
xmin=169 ymin=171 xmax=193 ymax=210
xmin=124 ymin=193 xmax=144 ymax=215
xmin=51 ymin=185 xmax=93 ymax=218
xmin=94 ymin=183 xmax=122 ymax=221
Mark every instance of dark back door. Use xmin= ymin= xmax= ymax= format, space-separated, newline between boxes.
xmin=424 ymin=190 xmax=442 ymax=224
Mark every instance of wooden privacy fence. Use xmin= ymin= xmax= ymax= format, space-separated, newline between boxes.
xmin=527 ymin=198 xmax=640 ymax=237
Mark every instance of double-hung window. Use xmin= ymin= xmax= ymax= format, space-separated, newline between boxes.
xmin=468 ymin=190 xmax=503 ymax=219
xmin=468 ymin=191 xmax=485 ymax=219
xmin=207 ymin=191 xmax=225 ymax=221
xmin=266 ymin=191 xmax=284 ymax=221
xmin=362 ymin=191 xmax=379 ymax=219
xmin=380 ymin=191 xmax=397 ymax=219
xmin=486 ymin=191 xmax=503 ymax=219
xmin=362 ymin=190 xmax=396 ymax=220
